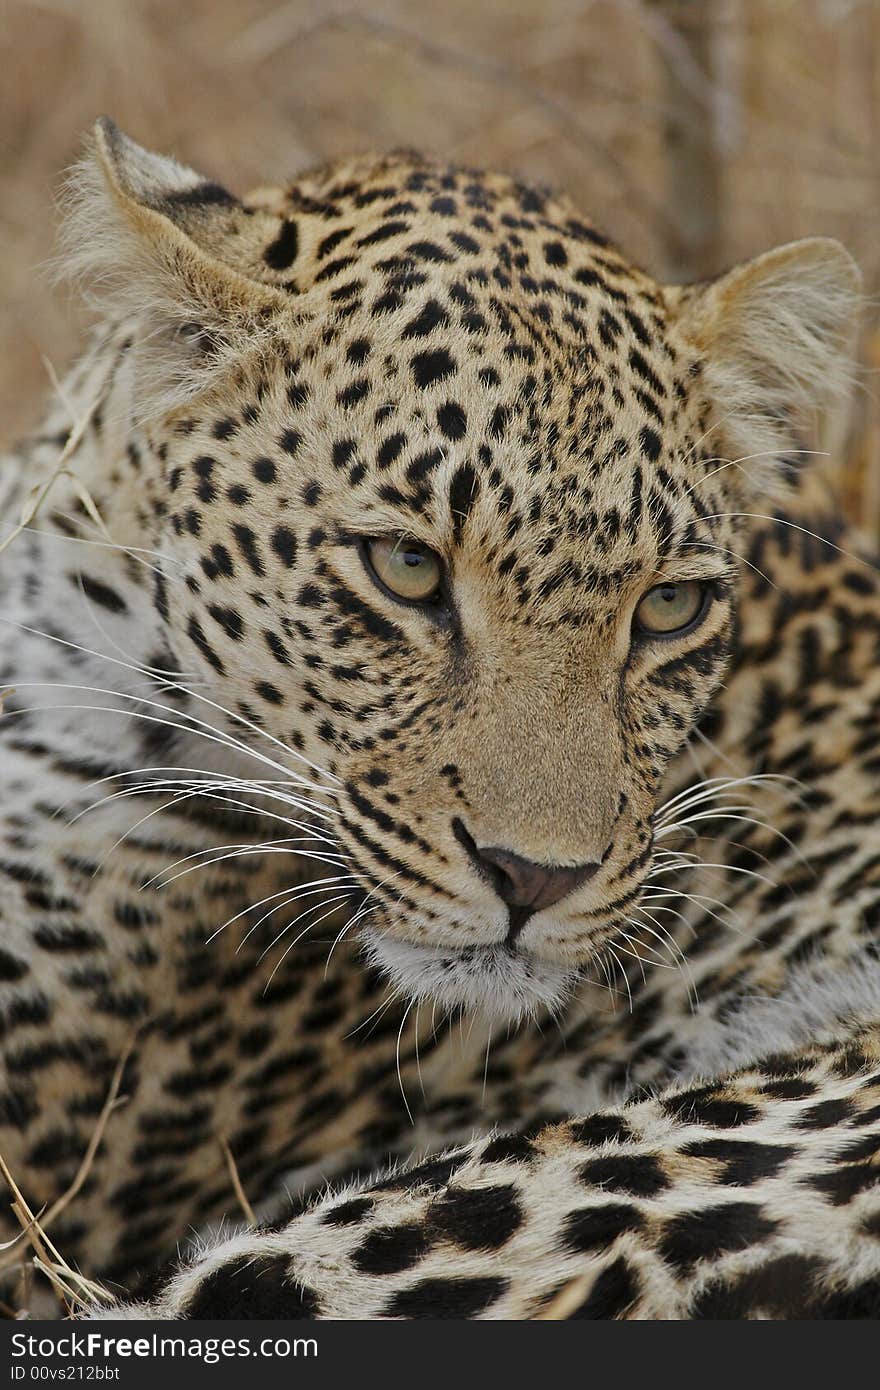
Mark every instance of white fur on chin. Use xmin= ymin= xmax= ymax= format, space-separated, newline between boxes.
xmin=361 ymin=927 xmax=576 ymax=1024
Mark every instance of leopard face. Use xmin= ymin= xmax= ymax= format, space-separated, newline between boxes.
xmin=65 ymin=121 xmax=859 ymax=1021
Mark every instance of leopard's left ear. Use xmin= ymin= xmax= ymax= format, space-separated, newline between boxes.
xmin=60 ymin=119 xmax=294 ymax=419
xmin=673 ymin=238 xmax=862 ymax=484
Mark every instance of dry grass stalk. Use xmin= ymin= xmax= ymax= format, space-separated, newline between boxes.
xmin=40 ymin=1035 xmax=135 ymax=1233
xmin=0 ymin=357 xmax=104 ymax=560
xmin=31 ymin=1257 xmax=112 ymax=1317
xmin=0 ymin=1148 xmax=85 ymax=1315
xmin=0 ymin=1035 xmax=135 ymax=1315
xmin=220 ymin=1137 xmax=257 ymax=1226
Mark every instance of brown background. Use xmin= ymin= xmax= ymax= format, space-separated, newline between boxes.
xmin=2 ymin=0 xmax=879 ymax=526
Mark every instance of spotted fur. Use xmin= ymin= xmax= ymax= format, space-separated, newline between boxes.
xmin=1 ymin=122 xmax=878 ymax=1318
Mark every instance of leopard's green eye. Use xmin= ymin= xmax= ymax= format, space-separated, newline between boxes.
xmin=365 ymin=537 xmax=443 ymax=604
xmin=635 ymin=580 xmax=706 ymax=636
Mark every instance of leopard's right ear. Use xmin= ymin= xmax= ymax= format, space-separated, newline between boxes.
xmin=59 ymin=119 xmax=293 ymax=418
xmin=671 ymin=237 xmax=862 ymax=488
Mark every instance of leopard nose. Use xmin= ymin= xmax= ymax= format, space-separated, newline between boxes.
xmin=453 ymin=818 xmax=600 ymax=913
xmin=476 ymin=845 xmax=600 ymax=911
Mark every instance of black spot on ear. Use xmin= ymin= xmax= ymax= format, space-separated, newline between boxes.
xmin=264 ymin=219 xmax=300 ymax=271
xmin=164 ymin=181 xmax=237 ymax=209
xmin=184 ymin=1254 xmax=319 ymax=1319
xmin=384 ymin=1276 xmax=507 ymax=1319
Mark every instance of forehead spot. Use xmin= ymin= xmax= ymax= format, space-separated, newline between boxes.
xmin=437 ymin=402 xmax=467 ymax=440
xmin=411 ymin=349 xmax=456 ymax=390
xmin=402 ymin=300 xmax=451 ymax=339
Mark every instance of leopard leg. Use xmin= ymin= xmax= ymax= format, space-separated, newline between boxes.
xmin=100 ymin=1020 xmax=880 ymax=1320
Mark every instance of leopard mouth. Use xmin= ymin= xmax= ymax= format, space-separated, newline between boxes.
xmin=360 ymin=927 xmax=578 ymax=1024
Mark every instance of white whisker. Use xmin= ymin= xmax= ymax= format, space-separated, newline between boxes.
xmin=395 ymin=998 xmax=416 ymax=1125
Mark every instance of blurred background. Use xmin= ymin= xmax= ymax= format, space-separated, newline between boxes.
xmin=2 ymin=0 xmax=879 ymax=527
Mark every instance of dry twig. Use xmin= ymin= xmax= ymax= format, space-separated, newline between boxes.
xmin=0 ymin=357 xmax=103 ymax=559
xmin=220 ymin=1137 xmax=257 ymax=1226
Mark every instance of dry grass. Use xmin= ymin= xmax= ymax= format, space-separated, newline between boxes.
xmin=2 ymin=1 xmax=879 ymax=527
xmin=220 ymin=1137 xmax=258 ymax=1227
xmin=0 ymin=1037 xmax=134 ymax=1318
xmin=0 ymin=1046 xmax=258 ymax=1318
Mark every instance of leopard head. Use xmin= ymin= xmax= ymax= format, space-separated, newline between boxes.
xmin=62 ymin=120 xmax=861 ymax=1021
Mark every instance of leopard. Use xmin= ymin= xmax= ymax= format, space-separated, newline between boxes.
xmin=1 ymin=119 xmax=879 ymax=1320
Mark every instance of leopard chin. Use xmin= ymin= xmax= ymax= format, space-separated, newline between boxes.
xmin=360 ymin=926 xmax=577 ymax=1025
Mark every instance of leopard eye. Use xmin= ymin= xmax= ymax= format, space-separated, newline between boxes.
xmin=634 ymin=580 xmax=706 ymax=636
xmin=364 ymin=537 xmax=443 ymax=604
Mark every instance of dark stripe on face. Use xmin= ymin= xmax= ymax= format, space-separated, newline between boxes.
xmin=648 ymin=631 xmax=728 ymax=690
xmin=449 ymin=463 xmax=480 ymax=546
xmin=345 ymin=782 xmax=440 ymax=859
xmin=340 ymin=811 xmax=455 ymax=902
xmin=326 ymin=579 xmax=406 ymax=644
xmin=342 ymin=856 xmax=423 ymax=917
xmin=187 ymin=615 xmax=226 ymax=674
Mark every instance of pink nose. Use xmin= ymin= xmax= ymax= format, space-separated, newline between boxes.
xmin=473 ymin=843 xmax=600 ymax=912
xmin=453 ymin=817 xmax=601 ymax=923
